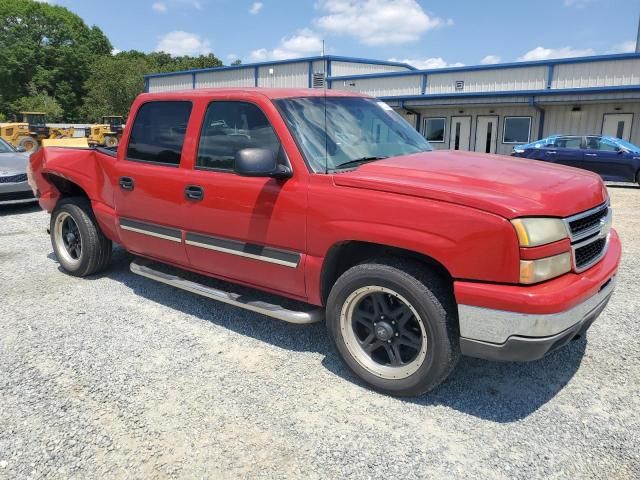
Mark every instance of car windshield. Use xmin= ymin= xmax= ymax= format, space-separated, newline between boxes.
xmin=609 ymin=137 xmax=640 ymax=153
xmin=0 ymin=138 xmax=16 ymax=154
xmin=275 ymin=96 xmax=432 ymax=172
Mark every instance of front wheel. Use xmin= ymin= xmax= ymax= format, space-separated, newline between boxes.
xmin=50 ymin=198 xmax=112 ymax=277
xmin=326 ymin=260 xmax=459 ymax=396
xmin=104 ymin=136 xmax=118 ymax=148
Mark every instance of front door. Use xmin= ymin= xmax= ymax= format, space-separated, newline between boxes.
xmin=602 ymin=113 xmax=633 ymax=141
xmin=449 ymin=116 xmax=471 ymax=151
xmin=583 ymin=135 xmax=635 ymax=181
xmin=114 ymin=100 xmax=194 ymax=266
xmin=180 ymin=99 xmax=307 ymax=298
xmin=541 ymin=135 xmax=584 ymax=169
xmin=474 ymin=116 xmax=498 ymax=154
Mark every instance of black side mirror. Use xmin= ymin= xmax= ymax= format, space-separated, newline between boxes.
xmin=16 ymin=146 xmax=27 ymax=153
xmin=234 ymin=148 xmax=292 ymax=179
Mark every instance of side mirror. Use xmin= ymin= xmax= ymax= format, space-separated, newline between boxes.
xmin=234 ymin=148 xmax=292 ymax=179
xmin=16 ymin=146 xmax=26 ymax=153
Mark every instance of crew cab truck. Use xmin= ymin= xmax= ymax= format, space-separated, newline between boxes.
xmin=28 ymin=88 xmax=621 ymax=396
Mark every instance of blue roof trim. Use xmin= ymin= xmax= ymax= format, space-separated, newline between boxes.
xmin=144 ymin=55 xmax=415 ymax=80
xmin=328 ymin=52 xmax=640 ymax=81
xmin=379 ymin=84 xmax=640 ymax=102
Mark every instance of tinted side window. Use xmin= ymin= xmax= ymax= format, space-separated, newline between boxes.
xmin=127 ymin=101 xmax=192 ymax=166
xmin=197 ymin=101 xmax=281 ymax=171
xmin=586 ymin=136 xmax=618 ymax=152
xmin=553 ymin=136 xmax=582 ymax=149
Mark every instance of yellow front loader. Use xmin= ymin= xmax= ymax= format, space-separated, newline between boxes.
xmin=86 ymin=117 xmax=124 ymax=148
xmin=0 ymin=112 xmax=75 ymax=153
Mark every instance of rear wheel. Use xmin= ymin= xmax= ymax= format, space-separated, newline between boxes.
xmin=18 ymin=136 xmax=38 ymax=153
xmin=326 ymin=259 xmax=459 ymax=396
xmin=104 ymin=136 xmax=118 ymax=148
xmin=50 ymin=198 xmax=112 ymax=277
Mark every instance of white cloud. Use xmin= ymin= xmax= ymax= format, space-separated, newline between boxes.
xmin=480 ymin=55 xmax=501 ymax=65
xmin=518 ymin=46 xmax=595 ymax=61
xmin=563 ymin=0 xmax=592 ymax=7
xmin=315 ymin=0 xmax=452 ymax=46
xmin=608 ymin=40 xmax=636 ymax=54
xmin=155 ymin=31 xmax=212 ymax=56
xmin=249 ymin=28 xmax=323 ymax=60
xmin=249 ymin=2 xmax=263 ymax=14
xmin=152 ymin=2 xmax=167 ymax=12
xmin=111 ymin=48 xmax=122 ymax=55
xmin=389 ymin=57 xmax=464 ymax=70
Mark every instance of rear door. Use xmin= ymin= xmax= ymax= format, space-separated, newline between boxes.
xmin=583 ymin=136 xmax=635 ymax=181
xmin=540 ymin=135 xmax=583 ymax=168
xmin=179 ymin=98 xmax=308 ymax=298
xmin=113 ymin=100 xmax=195 ymax=266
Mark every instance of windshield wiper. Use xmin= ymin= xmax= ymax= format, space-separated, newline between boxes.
xmin=332 ymin=156 xmax=388 ymax=171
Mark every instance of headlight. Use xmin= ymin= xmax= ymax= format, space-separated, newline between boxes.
xmin=511 ymin=217 xmax=568 ymax=247
xmin=520 ymin=252 xmax=572 ymax=284
xmin=513 ymin=147 xmax=525 ymax=154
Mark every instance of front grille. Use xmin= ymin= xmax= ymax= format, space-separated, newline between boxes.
xmin=0 ymin=173 xmax=28 ymax=184
xmin=0 ymin=190 xmax=34 ymax=201
xmin=568 ymin=203 xmax=608 ymax=239
xmin=575 ymin=237 xmax=607 ymax=270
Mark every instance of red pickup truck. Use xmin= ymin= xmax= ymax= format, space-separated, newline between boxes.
xmin=29 ymin=88 xmax=621 ymax=396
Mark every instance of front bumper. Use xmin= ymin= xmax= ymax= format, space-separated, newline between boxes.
xmin=456 ymin=229 xmax=621 ymax=362
xmin=0 ymin=180 xmax=36 ymax=205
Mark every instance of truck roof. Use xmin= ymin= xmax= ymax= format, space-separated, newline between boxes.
xmin=140 ymin=87 xmax=369 ymax=101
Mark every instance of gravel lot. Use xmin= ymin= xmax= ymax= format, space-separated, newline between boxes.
xmin=1 ymin=186 xmax=639 ymax=480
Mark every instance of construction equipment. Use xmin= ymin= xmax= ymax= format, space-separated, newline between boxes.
xmin=0 ymin=112 xmax=76 ymax=153
xmin=86 ymin=116 xmax=124 ymax=148
xmin=41 ymin=137 xmax=89 ymax=149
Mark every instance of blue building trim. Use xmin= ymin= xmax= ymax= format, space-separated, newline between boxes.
xmin=378 ymin=85 xmax=640 ymax=103
xmin=143 ymin=54 xmax=415 ymax=81
xmin=192 ymin=72 xmax=196 ymax=89
xmin=254 ymin=66 xmax=259 ymax=87
xmin=546 ymin=65 xmax=555 ymax=89
xmin=144 ymin=77 xmax=149 ymax=93
xmin=308 ymin=61 xmax=313 ymax=88
xmin=421 ymin=74 xmax=427 ymax=95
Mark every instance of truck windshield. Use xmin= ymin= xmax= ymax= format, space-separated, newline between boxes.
xmin=275 ymin=96 xmax=432 ymax=172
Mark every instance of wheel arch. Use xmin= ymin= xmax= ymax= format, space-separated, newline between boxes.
xmin=319 ymin=240 xmax=453 ymax=306
xmin=45 ymin=173 xmax=90 ymax=204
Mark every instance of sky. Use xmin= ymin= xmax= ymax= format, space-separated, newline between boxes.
xmin=40 ymin=0 xmax=639 ymax=68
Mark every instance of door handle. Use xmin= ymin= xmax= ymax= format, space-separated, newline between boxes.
xmin=546 ymin=151 xmax=557 ymax=155
xmin=184 ymin=185 xmax=204 ymax=201
xmin=585 ymin=153 xmax=597 ymax=157
xmin=119 ymin=176 xmax=134 ymax=190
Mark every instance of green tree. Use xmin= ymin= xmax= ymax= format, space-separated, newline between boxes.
xmin=82 ymin=50 xmax=223 ymax=121
xmin=11 ymin=84 xmax=64 ymax=121
xmin=231 ymin=59 xmax=242 ymax=66
xmin=0 ymin=0 xmax=111 ymax=120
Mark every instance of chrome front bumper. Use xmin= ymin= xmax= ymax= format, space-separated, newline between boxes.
xmin=458 ymin=275 xmax=616 ymax=361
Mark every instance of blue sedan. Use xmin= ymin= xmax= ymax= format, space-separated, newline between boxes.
xmin=512 ymin=135 xmax=640 ymax=184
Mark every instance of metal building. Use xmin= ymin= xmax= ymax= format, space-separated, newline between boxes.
xmin=145 ymin=52 xmax=640 ymax=154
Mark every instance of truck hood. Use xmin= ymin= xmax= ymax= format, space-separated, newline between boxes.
xmin=332 ymin=150 xmax=607 ymax=219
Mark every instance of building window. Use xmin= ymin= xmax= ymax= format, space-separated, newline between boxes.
xmin=423 ymin=117 xmax=446 ymax=143
xmin=502 ymin=117 xmax=531 ymax=144
xmin=127 ymin=101 xmax=192 ymax=166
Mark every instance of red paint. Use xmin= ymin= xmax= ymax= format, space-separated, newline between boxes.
xmin=29 ymin=88 xmax=621 ymax=315
xmin=519 ymin=238 xmax=572 ymax=260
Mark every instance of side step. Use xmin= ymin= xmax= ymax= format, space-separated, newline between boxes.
xmin=130 ymin=260 xmax=324 ymax=325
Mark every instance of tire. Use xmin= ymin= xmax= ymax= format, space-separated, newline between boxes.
xmin=50 ymin=197 xmax=112 ymax=277
xmin=326 ymin=259 xmax=460 ymax=396
xmin=18 ymin=136 xmax=38 ymax=153
xmin=104 ymin=136 xmax=118 ymax=148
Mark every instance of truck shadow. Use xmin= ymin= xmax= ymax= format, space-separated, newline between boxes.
xmin=0 ymin=202 xmax=41 ymax=216
xmin=58 ymin=246 xmax=586 ymax=424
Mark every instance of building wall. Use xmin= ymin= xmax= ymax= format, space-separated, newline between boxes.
xmin=426 ymin=66 xmax=547 ymax=94
xmin=196 ymin=68 xmax=255 ymax=88
xmin=257 ymin=62 xmax=309 ymax=88
xmin=332 ymin=74 xmax=423 ymax=97
xmin=406 ymin=105 xmax=541 ymax=156
xmin=330 ymin=61 xmax=410 ymax=76
xmin=148 ymin=74 xmax=193 ymax=93
xmin=552 ymin=58 xmax=640 ymax=89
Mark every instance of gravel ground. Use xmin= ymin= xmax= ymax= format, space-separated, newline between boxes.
xmin=1 ymin=186 xmax=639 ymax=480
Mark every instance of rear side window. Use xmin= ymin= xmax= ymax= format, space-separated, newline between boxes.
xmin=127 ymin=101 xmax=192 ymax=166
xmin=553 ymin=136 xmax=582 ymax=149
xmin=196 ymin=101 xmax=282 ymax=171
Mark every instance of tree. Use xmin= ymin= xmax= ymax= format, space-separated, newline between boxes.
xmin=11 ymin=84 xmax=64 ymax=121
xmin=0 ymin=0 xmax=111 ymax=120
xmin=231 ymin=59 xmax=242 ymax=66
xmin=82 ymin=50 xmax=223 ymax=121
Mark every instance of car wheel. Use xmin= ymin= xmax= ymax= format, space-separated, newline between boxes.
xmin=104 ymin=136 xmax=118 ymax=148
xmin=50 ymin=197 xmax=112 ymax=277
xmin=326 ymin=259 xmax=460 ymax=396
xmin=18 ymin=136 xmax=38 ymax=153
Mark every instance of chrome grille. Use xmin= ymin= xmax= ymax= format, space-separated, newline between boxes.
xmin=0 ymin=173 xmax=28 ymax=184
xmin=564 ymin=202 xmax=611 ymax=272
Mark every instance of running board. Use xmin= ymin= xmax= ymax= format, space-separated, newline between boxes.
xmin=130 ymin=260 xmax=324 ymax=325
